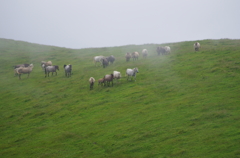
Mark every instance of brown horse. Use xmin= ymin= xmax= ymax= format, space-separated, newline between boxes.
xmin=103 ymin=74 xmax=114 ymax=86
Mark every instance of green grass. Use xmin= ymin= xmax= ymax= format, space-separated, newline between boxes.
xmin=0 ymin=38 xmax=240 ymax=157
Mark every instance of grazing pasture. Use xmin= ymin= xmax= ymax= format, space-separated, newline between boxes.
xmin=0 ymin=38 xmax=240 ymax=157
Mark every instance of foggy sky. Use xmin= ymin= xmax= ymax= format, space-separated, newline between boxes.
xmin=1 ymin=0 xmax=240 ymax=49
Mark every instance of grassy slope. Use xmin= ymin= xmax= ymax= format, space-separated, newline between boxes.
xmin=0 ymin=38 xmax=240 ymax=157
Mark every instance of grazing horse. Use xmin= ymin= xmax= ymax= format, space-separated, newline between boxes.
xmin=41 ymin=61 xmax=52 ymax=70
xmin=89 ymin=77 xmax=95 ymax=90
xmin=142 ymin=49 xmax=148 ymax=58
xmin=126 ymin=67 xmax=139 ymax=81
xmin=16 ymin=64 xmax=34 ymax=79
xmin=103 ymin=74 xmax=114 ymax=87
xmin=194 ymin=42 xmax=200 ymax=51
xmin=93 ymin=56 xmax=105 ymax=66
xmin=45 ymin=65 xmax=59 ymax=77
xmin=102 ymin=58 xmax=109 ymax=68
xmin=64 ymin=64 xmax=72 ymax=77
xmin=125 ymin=52 xmax=131 ymax=62
xmin=131 ymin=52 xmax=139 ymax=61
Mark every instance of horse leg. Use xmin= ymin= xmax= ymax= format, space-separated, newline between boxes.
xmin=18 ymin=74 xmax=21 ymax=80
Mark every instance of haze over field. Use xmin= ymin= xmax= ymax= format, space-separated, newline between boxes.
xmin=1 ymin=0 xmax=240 ymax=48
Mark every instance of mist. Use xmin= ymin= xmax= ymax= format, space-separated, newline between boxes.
xmin=0 ymin=0 xmax=240 ymax=49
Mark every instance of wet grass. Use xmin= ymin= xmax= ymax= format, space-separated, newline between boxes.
xmin=0 ymin=38 xmax=240 ymax=157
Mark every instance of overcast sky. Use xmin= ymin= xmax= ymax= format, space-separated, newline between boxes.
xmin=0 ymin=0 xmax=240 ymax=49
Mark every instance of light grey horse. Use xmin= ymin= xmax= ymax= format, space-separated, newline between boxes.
xmin=126 ymin=67 xmax=139 ymax=81
xmin=93 ymin=56 xmax=105 ymax=67
xmin=64 ymin=64 xmax=72 ymax=77
xmin=45 ymin=65 xmax=59 ymax=77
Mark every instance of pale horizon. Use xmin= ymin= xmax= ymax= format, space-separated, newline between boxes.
xmin=1 ymin=0 xmax=239 ymax=49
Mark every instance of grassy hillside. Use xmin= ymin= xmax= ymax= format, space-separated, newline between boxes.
xmin=0 ymin=38 xmax=240 ymax=157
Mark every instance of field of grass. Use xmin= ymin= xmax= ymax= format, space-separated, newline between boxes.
xmin=0 ymin=38 xmax=240 ymax=157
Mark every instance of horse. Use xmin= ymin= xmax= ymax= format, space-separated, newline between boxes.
xmin=98 ymin=78 xmax=105 ymax=86
xmin=89 ymin=77 xmax=95 ymax=90
xmin=142 ymin=49 xmax=148 ymax=58
xmin=126 ymin=67 xmax=139 ymax=81
xmin=125 ymin=52 xmax=131 ymax=62
xmin=131 ymin=52 xmax=139 ymax=61
xmin=113 ymin=71 xmax=121 ymax=82
xmin=102 ymin=58 xmax=109 ymax=68
xmin=106 ymin=55 xmax=115 ymax=64
xmin=45 ymin=65 xmax=59 ymax=77
xmin=16 ymin=64 xmax=34 ymax=79
xmin=41 ymin=61 xmax=52 ymax=70
xmin=13 ymin=64 xmax=30 ymax=76
xmin=164 ymin=46 xmax=171 ymax=54
xmin=64 ymin=64 xmax=72 ymax=77
xmin=103 ymin=74 xmax=114 ymax=87
xmin=93 ymin=56 xmax=105 ymax=66
xmin=194 ymin=42 xmax=200 ymax=51
xmin=156 ymin=46 xmax=166 ymax=55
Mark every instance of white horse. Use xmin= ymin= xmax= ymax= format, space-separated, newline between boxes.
xmin=93 ymin=56 xmax=105 ymax=66
xmin=142 ymin=49 xmax=148 ymax=58
xmin=194 ymin=42 xmax=200 ymax=51
xmin=126 ymin=68 xmax=139 ymax=81
xmin=164 ymin=46 xmax=171 ymax=54
xmin=113 ymin=71 xmax=121 ymax=82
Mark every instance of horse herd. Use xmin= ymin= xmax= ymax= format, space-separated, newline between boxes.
xmin=13 ymin=42 xmax=201 ymax=90
xmin=89 ymin=67 xmax=139 ymax=90
xmin=14 ymin=61 xmax=72 ymax=79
